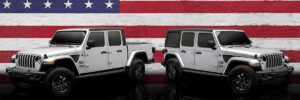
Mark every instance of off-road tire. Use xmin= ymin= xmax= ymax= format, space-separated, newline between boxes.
xmin=45 ymin=67 xmax=75 ymax=96
xmin=228 ymin=65 xmax=257 ymax=95
xmin=129 ymin=59 xmax=145 ymax=82
xmin=166 ymin=58 xmax=182 ymax=82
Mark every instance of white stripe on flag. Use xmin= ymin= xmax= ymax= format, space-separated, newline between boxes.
xmin=1 ymin=13 xmax=300 ymax=26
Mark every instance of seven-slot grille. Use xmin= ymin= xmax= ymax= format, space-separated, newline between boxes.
xmin=16 ymin=54 xmax=41 ymax=68
xmin=260 ymin=53 xmax=283 ymax=68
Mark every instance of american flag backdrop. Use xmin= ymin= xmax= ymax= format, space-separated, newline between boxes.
xmin=1 ymin=0 xmax=300 ymax=77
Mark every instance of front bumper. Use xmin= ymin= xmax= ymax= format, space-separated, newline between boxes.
xmin=256 ymin=65 xmax=293 ymax=83
xmin=6 ymin=67 xmax=46 ymax=82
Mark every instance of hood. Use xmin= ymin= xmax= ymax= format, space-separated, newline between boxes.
xmin=222 ymin=46 xmax=282 ymax=57
xmin=18 ymin=46 xmax=81 ymax=57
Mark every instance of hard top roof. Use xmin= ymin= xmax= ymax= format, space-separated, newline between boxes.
xmin=168 ymin=28 xmax=243 ymax=32
xmin=57 ymin=28 xmax=123 ymax=31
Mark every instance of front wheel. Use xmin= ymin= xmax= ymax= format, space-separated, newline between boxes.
xmin=45 ymin=67 xmax=75 ymax=96
xmin=129 ymin=59 xmax=145 ymax=82
xmin=228 ymin=65 xmax=257 ymax=95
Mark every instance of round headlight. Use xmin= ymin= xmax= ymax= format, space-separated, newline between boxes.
xmin=35 ymin=56 xmax=42 ymax=63
xmin=284 ymin=56 xmax=290 ymax=63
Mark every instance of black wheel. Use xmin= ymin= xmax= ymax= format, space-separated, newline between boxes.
xmin=129 ymin=59 xmax=145 ymax=82
xmin=166 ymin=58 xmax=182 ymax=82
xmin=11 ymin=78 xmax=33 ymax=89
xmin=228 ymin=65 xmax=257 ymax=95
xmin=45 ymin=67 xmax=75 ymax=96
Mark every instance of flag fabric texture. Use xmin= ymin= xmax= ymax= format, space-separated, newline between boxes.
xmin=0 ymin=0 xmax=300 ymax=68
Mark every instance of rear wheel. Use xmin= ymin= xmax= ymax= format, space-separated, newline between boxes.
xmin=166 ymin=58 xmax=182 ymax=82
xmin=45 ymin=67 xmax=75 ymax=96
xmin=129 ymin=59 xmax=145 ymax=82
xmin=228 ymin=65 xmax=257 ymax=95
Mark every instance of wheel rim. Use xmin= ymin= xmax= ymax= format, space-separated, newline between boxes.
xmin=231 ymin=71 xmax=251 ymax=92
xmin=52 ymin=73 xmax=72 ymax=93
xmin=135 ymin=63 xmax=144 ymax=81
xmin=167 ymin=63 xmax=177 ymax=80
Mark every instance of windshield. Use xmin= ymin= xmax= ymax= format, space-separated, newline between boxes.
xmin=50 ymin=31 xmax=86 ymax=45
xmin=217 ymin=31 xmax=251 ymax=45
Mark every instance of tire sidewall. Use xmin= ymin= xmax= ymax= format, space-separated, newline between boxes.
xmin=228 ymin=65 xmax=257 ymax=95
xmin=45 ymin=67 xmax=75 ymax=96
xmin=129 ymin=59 xmax=145 ymax=82
xmin=166 ymin=58 xmax=182 ymax=82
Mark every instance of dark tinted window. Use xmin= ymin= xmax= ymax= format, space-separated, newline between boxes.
xmin=51 ymin=31 xmax=85 ymax=45
xmin=198 ymin=33 xmax=214 ymax=48
xmin=217 ymin=31 xmax=251 ymax=45
xmin=165 ymin=32 xmax=181 ymax=48
xmin=181 ymin=32 xmax=195 ymax=47
xmin=108 ymin=31 xmax=122 ymax=46
xmin=88 ymin=32 xmax=105 ymax=47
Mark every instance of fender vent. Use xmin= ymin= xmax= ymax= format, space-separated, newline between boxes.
xmin=71 ymin=55 xmax=80 ymax=62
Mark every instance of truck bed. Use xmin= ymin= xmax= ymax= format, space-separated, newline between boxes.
xmin=127 ymin=42 xmax=154 ymax=61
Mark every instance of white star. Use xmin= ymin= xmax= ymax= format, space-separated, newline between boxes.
xmin=84 ymin=0 xmax=93 ymax=8
xmin=23 ymin=0 xmax=32 ymax=9
xmin=44 ymin=0 xmax=52 ymax=8
xmin=105 ymin=0 xmax=113 ymax=9
xmin=3 ymin=0 xmax=11 ymax=9
xmin=64 ymin=0 xmax=72 ymax=9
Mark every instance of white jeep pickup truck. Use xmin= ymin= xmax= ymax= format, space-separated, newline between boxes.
xmin=6 ymin=28 xmax=155 ymax=96
xmin=161 ymin=29 xmax=294 ymax=94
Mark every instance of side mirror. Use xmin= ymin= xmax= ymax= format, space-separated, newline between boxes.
xmin=208 ymin=40 xmax=216 ymax=50
xmin=87 ymin=40 xmax=96 ymax=49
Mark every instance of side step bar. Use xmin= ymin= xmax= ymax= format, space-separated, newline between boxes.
xmin=183 ymin=68 xmax=227 ymax=78
xmin=76 ymin=68 xmax=125 ymax=79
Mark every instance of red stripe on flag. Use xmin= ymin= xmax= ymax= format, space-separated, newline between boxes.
xmin=0 ymin=51 xmax=17 ymax=63
xmin=120 ymin=1 xmax=300 ymax=13
xmin=282 ymin=50 xmax=300 ymax=63
xmin=154 ymin=51 xmax=164 ymax=63
xmin=1 ymin=26 xmax=300 ymax=38
xmin=1 ymin=51 xmax=300 ymax=63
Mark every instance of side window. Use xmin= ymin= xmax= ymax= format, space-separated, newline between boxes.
xmin=181 ymin=32 xmax=195 ymax=47
xmin=88 ymin=32 xmax=105 ymax=47
xmin=165 ymin=32 xmax=181 ymax=48
xmin=198 ymin=33 xmax=214 ymax=48
xmin=108 ymin=31 xmax=122 ymax=46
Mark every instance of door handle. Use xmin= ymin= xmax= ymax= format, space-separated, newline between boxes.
xmin=181 ymin=50 xmax=186 ymax=53
xmin=196 ymin=51 xmax=202 ymax=54
xmin=101 ymin=51 xmax=108 ymax=54
xmin=117 ymin=50 xmax=122 ymax=52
